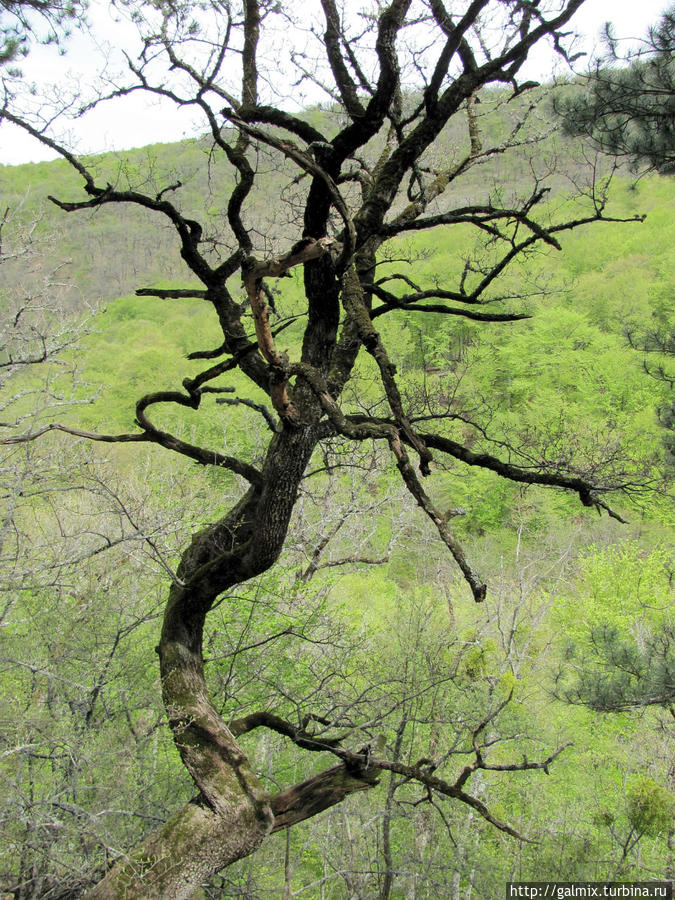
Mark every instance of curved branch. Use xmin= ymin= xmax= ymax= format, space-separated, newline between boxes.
xmin=371 ymin=302 xmax=531 ymax=323
xmin=327 ymin=746 xmax=530 ymax=841
xmin=290 ymin=361 xmax=486 ymax=601
xmin=425 ymin=0 xmax=490 ymax=108
xmin=418 ymin=430 xmax=629 ymax=520
xmin=46 ymin=187 xmax=213 ymax=284
xmin=343 ymin=414 xmax=633 ymax=522
xmin=216 ymin=396 xmax=280 ymax=434
xmin=134 ymin=391 xmax=262 ymax=484
xmin=332 ymin=0 xmax=412 ymax=161
xmin=235 ymin=105 xmax=328 ymax=145
xmin=136 ymin=287 xmax=208 ymax=300
xmin=0 ymin=414 xmax=262 ymax=484
xmin=0 ymin=107 xmax=97 ymax=190
xmin=378 ymin=194 xmax=561 ymax=245
xmin=319 ymin=0 xmax=366 ymax=119
xmin=341 ymin=265 xmax=433 ymax=474
xmin=229 ymin=711 xmax=347 ymax=750
xmin=470 ymin=210 xmax=645 ymax=300
xmin=0 ymin=422 xmax=148 ymax=447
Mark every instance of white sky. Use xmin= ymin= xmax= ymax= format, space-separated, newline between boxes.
xmin=0 ymin=0 xmax=670 ymax=167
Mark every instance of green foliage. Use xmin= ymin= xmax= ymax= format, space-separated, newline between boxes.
xmin=626 ymin=777 xmax=675 ymax=836
xmin=563 ymin=621 xmax=675 ymax=712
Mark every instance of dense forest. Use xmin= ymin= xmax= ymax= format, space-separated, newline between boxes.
xmin=0 ymin=1 xmax=673 ymax=897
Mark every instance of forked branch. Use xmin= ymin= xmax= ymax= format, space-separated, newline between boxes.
xmin=242 ymin=236 xmax=339 ymax=420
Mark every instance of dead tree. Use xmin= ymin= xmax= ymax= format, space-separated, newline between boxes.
xmin=1 ymin=1 xmax=649 ymax=895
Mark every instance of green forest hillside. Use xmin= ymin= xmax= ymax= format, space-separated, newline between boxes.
xmin=1 ymin=86 xmax=674 ymax=899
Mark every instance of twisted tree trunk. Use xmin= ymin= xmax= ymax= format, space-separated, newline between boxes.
xmin=87 ymin=428 xmax=356 ymax=898
xmin=4 ymin=2 xmax=630 ymax=894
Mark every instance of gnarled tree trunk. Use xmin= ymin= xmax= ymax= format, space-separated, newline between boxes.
xmin=88 ymin=428 xmax=362 ymax=898
xmin=3 ymin=1 xmax=641 ymax=895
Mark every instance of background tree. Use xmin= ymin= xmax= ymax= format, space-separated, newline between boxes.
xmin=560 ymin=619 xmax=675 ymax=720
xmin=555 ymin=14 xmax=675 ymax=880
xmin=625 ymin=324 xmax=675 ymax=471
xmin=0 ymin=0 xmax=85 ymax=66
xmin=557 ymin=5 xmax=674 ymax=466
xmin=556 ymin=4 xmax=675 ymax=173
xmin=0 ymin=1 xmax=661 ymax=896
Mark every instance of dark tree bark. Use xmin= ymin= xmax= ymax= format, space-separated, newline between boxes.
xmin=1 ymin=1 xmax=651 ymax=895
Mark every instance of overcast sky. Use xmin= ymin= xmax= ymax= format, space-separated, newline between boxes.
xmin=0 ymin=0 xmax=670 ymax=166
